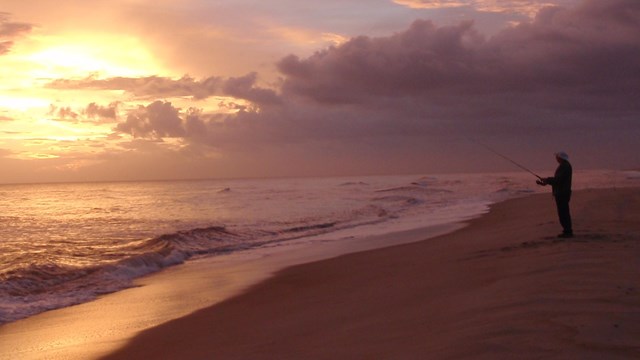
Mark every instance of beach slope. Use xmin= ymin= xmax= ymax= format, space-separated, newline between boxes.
xmin=104 ymin=188 xmax=640 ymax=359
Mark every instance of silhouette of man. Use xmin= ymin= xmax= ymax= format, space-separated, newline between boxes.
xmin=536 ymin=152 xmax=573 ymax=238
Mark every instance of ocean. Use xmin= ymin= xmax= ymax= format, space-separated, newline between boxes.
xmin=0 ymin=170 xmax=637 ymax=324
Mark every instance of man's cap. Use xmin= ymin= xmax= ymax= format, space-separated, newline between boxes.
xmin=555 ymin=151 xmax=569 ymax=160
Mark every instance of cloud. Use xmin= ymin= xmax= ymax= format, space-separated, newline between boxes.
xmin=222 ymin=73 xmax=282 ymax=105
xmin=48 ymin=73 xmax=281 ymax=105
xmin=393 ymin=0 xmax=469 ymax=10
xmin=48 ymin=75 xmax=224 ymax=100
xmin=104 ymin=0 xmax=640 ymax=176
xmin=392 ymin=0 xmax=570 ymax=17
xmin=48 ymin=105 xmax=79 ymax=122
xmin=0 ymin=12 xmax=34 ymax=55
xmin=473 ymin=0 xmax=560 ymax=15
xmin=277 ymin=0 xmax=640 ymax=116
xmin=85 ymin=102 xmax=118 ymax=122
xmin=277 ymin=20 xmax=487 ymax=104
xmin=116 ymin=101 xmax=186 ymax=138
xmin=45 ymin=102 xmax=119 ymax=126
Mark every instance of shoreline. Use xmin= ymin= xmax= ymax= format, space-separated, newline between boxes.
xmin=101 ymin=187 xmax=640 ymax=359
xmin=0 ymin=210 xmax=469 ymax=360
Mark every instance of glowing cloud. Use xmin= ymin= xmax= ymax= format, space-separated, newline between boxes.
xmin=393 ymin=0 xmax=468 ymax=9
xmin=393 ymin=0 xmax=560 ymax=17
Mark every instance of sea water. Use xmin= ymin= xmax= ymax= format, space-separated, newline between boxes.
xmin=0 ymin=170 xmax=637 ymax=324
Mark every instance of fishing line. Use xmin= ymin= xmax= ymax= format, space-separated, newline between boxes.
xmin=468 ymin=137 xmax=543 ymax=180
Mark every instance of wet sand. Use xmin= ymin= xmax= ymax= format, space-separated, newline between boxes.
xmin=101 ymin=188 xmax=640 ymax=359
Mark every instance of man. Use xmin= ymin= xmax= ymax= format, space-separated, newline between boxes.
xmin=536 ymin=152 xmax=573 ymax=238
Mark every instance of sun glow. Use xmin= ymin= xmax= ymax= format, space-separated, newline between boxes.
xmin=26 ymin=34 xmax=164 ymax=79
xmin=0 ymin=96 xmax=50 ymax=112
xmin=0 ymin=30 xmax=169 ymax=165
xmin=0 ymin=32 xmax=166 ymax=119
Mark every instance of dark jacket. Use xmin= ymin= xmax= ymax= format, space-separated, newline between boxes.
xmin=545 ymin=160 xmax=572 ymax=197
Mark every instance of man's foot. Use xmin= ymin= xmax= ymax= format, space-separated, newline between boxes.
xmin=557 ymin=232 xmax=574 ymax=238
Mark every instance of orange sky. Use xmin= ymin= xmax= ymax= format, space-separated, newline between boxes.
xmin=2 ymin=0 xmax=638 ymax=184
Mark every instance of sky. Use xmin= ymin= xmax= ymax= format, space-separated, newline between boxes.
xmin=0 ymin=0 xmax=638 ymax=183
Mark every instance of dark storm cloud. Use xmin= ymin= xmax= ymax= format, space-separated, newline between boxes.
xmin=0 ymin=13 xmax=33 ymax=55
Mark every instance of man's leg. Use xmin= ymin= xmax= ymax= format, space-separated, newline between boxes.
xmin=555 ymin=195 xmax=573 ymax=236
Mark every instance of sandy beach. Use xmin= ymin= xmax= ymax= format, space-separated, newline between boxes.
xmin=95 ymin=187 xmax=640 ymax=359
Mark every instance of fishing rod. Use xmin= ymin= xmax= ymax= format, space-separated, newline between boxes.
xmin=469 ymin=138 xmax=544 ymax=180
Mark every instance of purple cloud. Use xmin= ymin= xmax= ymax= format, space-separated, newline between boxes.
xmin=277 ymin=20 xmax=487 ymax=103
xmin=108 ymin=0 xmax=640 ymax=174
xmin=117 ymin=101 xmax=186 ymax=138
xmin=222 ymin=73 xmax=282 ymax=106
xmin=277 ymin=0 xmax=639 ymax=113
